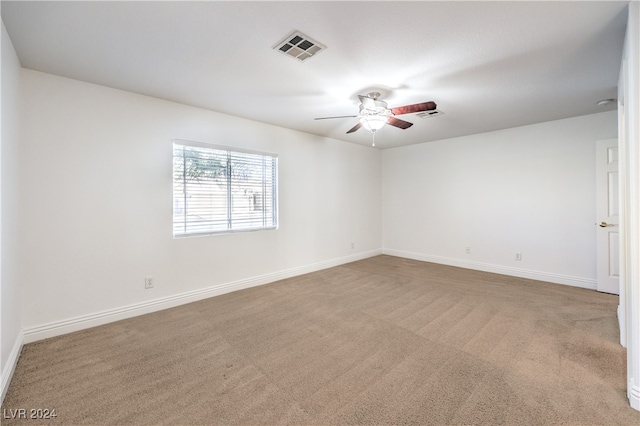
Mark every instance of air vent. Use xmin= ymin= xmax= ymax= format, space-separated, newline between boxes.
xmin=417 ymin=109 xmax=444 ymax=118
xmin=273 ymin=30 xmax=326 ymax=62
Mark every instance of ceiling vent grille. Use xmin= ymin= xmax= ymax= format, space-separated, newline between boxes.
xmin=417 ymin=109 xmax=444 ymax=118
xmin=273 ymin=30 xmax=326 ymax=62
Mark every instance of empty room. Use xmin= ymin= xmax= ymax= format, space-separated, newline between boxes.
xmin=1 ymin=1 xmax=640 ymax=424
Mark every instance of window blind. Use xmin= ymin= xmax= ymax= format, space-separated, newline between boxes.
xmin=173 ymin=140 xmax=278 ymax=237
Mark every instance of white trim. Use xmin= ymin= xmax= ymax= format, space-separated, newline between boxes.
xmin=621 ymin=0 xmax=640 ymax=412
xmin=1 ymin=331 xmax=24 ymax=404
xmin=23 ymin=250 xmax=381 ymax=344
xmin=618 ymin=304 xmax=624 ymax=346
xmin=618 ymin=64 xmax=628 ymax=348
xmin=630 ymin=379 xmax=640 ymax=411
xmin=383 ymin=248 xmax=596 ymax=289
xmin=172 ymin=138 xmax=278 ymax=158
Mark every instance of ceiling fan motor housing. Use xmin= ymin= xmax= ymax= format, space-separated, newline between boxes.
xmin=359 ymin=100 xmax=391 ymax=117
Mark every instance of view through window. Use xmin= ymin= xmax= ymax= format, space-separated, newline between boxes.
xmin=173 ymin=140 xmax=278 ymax=237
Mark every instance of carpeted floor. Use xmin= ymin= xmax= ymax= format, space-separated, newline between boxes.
xmin=3 ymin=255 xmax=639 ymax=425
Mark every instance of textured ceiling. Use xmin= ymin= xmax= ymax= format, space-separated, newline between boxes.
xmin=1 ymin=1 xmax=629 ymax=149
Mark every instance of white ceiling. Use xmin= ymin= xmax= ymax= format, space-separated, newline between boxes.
xmin=1 ymin=1 xmax=628 ymax=149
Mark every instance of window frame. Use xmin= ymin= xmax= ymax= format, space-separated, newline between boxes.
xmin=172 ymin=139 xmax=279 ymax=238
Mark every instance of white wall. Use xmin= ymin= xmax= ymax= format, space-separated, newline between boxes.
xmin=1 ymin=21 xmax=23 ymax=401
xmin=619 ymin=0 xmax=640 ymax=411
xmin=382 ymin=111 xmax=617 ymax=287
xmin=18 ymin=69 xmax=381 ymax=340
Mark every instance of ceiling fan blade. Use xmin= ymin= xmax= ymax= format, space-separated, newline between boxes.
xmin=387 ymin=116 xmax=413 ymax=129
xmin=315 ymin=115 xmax=358 ymax=120
xmin=346 ymin=122 xmax=362 ymax=134
xmin=391 ymin=101 xmax=437 ymax=116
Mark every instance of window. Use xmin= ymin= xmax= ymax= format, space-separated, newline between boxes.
xmin=173 ymin=140 xmax=278 ymax=237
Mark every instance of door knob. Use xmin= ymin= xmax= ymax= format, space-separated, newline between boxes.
xmin=598 ymin=222 xmax=614 ymax=227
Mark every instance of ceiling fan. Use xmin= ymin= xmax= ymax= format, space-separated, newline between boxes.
xmin=315 ymin=92 xmax=437 ymax=139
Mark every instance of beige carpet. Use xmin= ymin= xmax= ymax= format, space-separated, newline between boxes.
xmin=3 ymin=255 xmax=639 ymax=425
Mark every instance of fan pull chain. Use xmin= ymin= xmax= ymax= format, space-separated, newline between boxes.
xmin=371 ymin=130 xmax=376 ymax=147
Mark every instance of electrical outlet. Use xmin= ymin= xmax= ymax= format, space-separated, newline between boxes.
xmin=145 ymin=277 xmax=154 ymax=289
xmin=515 ymin=252 xmax=522 ymax=261
xmin=465 ymin=247 xmax=471 ymax=255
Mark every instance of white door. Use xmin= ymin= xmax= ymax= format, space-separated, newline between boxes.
xmin=595 ymin=138 xmax=619 ymax=295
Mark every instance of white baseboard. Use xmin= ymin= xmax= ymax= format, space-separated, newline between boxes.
xmin=383 ymin=249 xmax=597 ymax=290
xmin=630 ymin=379 xmax=640 ymax=411
xmin=1 ymin=331 xmax=24 ymax=404
xmin=23 ymin=249 xmax=382 ymax=344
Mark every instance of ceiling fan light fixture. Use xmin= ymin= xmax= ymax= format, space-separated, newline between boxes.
xmin=360 ymin=115 xmax=388 ymax=132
